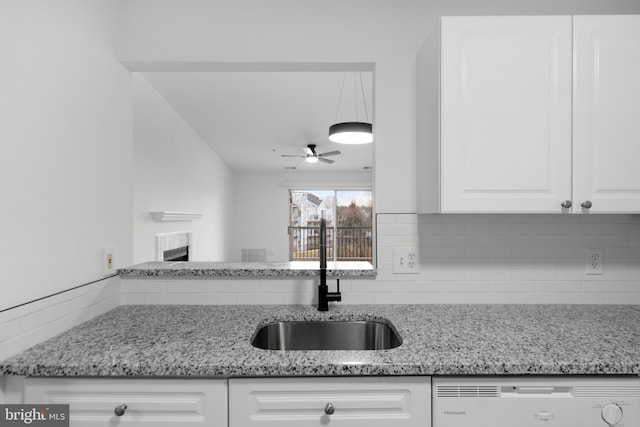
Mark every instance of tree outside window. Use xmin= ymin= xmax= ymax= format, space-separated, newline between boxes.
xmin=289 ymin=190 xmax=372 ymax=262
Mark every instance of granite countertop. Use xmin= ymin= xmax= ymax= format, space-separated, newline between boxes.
xmin=118 ymin=261 xmax=376 ymax=278
xmin=2 ymin=304 xmax=639 ymax=377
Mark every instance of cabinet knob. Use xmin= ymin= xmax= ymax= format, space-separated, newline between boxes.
xmin=324 ymin=402 xmax=335 ymax=415
xmin=561 ymin=200 xmax=572 ymax=208
xmin=581 ymin=200 xmax=593 ymax=209
xmin=114 ymin=404 xmax=127 ymax=417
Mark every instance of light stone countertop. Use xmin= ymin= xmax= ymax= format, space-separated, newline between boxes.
xmin=1 ymin=304 xmax=639 ymax=377
xmin=118 ymin=261 xmax=376 ymax=278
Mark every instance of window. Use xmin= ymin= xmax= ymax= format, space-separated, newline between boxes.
xmin=289 ymin=190 xmax=372 ymax=262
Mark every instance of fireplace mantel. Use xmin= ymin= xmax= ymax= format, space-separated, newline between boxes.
xmin=150 ymin=211 xmax=202 ymax=222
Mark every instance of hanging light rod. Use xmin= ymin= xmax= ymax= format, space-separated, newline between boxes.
xmin=329 ymin=72 xmax=373 ymax=144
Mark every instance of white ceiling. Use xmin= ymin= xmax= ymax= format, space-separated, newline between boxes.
xmin=141 ymin=71 xmax=374 ymax=172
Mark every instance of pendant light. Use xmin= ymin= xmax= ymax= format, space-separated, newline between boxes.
xmin=329 ymin=72 xmax=373 ymax=144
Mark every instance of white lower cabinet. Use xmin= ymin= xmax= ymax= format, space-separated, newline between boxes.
xmin=229 ymin=376 xmax=431 ymax=427
xmin=18 ymin=377 xmax=227 ymax=426
xmin=10 ymin=376 xmax=431 ymax=426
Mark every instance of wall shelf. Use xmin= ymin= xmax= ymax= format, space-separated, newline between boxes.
xmin=150 ymin=211 xmax=203 ymax=222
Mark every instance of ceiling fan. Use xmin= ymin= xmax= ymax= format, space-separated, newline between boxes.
xmin=281 ymin=144 xmax=341 ymax=164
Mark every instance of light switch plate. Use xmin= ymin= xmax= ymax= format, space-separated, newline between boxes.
xmin=103 ymin=247 xmax=115 ymax=276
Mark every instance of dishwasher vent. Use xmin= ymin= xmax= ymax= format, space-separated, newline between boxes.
xmin=573 ymin=386 xmax=640 ymax=398
xmin=434 ymin=385 xmax=501 ymax=398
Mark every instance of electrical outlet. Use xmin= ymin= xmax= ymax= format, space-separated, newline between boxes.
xmin=393 ymin=247 xmax=420 ymax=274
xmin=103 ymin=247 xmax=115 ymax=275
xmin=585 ymin=248 xmax=604 ymax=275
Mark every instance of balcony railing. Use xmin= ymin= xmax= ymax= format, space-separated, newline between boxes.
xmin=289 ymin=226 xmax=372 ymax=262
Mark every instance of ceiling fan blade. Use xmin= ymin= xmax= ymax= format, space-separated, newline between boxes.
xmin=303 ymin=147 xmax=314 ymax=156
xmin=318 ymin=157 xmax=335 ymax=164
xmin=281 ymin=154 xmax=306 ymax=158
xmin=318 ymin=150 xmax=341 ymax=157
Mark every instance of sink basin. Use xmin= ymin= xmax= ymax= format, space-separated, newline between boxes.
xmin=251 ymin=320 xmax=402 ymax=351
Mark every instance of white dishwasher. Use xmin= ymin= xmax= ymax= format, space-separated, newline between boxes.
xmin=432 ymin=376 xmax=640 ymax=427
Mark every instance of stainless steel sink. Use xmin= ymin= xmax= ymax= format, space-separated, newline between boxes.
xmin=251 ymin=320 xmax=402 ymax=350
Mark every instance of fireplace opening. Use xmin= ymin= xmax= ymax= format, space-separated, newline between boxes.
xmin=163 ymin=246 xmax=189 ymax=261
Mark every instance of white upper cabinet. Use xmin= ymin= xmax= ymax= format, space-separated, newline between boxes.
xmin=417 ymin=15 xmax=640 ymax=214
xmin=573 ymin=15 xmax=640 ymax=213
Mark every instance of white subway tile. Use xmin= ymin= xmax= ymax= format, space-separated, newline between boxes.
xmin=465 ymin=223 xmax=512 ymax=235
xmin=236 ymin=293 xmax=283 ymax=305
xmin=281 ymin=293 xmax=315 ymax=305
xmin=511 ymin=269 xmax=558 ymax=281
xmin=605 ymin=293 xmax=640 ymax=304
xmin=488 ymin=214 xmax=535 ymax=224
xmin=535 ymin=281 xmax=581 ymax=293
xmin=167 ymin=280 xmax=216 ymax=293
xmin=122 ymin=280 xmax=168 ymax=294
xmin=582 ymin=235 xmax=628 ymax=246
xmin=373 ymin=292 xmax=431 ymax=304
xmin=444 ymin=281 xmax=490 ymax=292
xmin=487 ymin=281 xmax=537 ymax=293
xmin=628 ymin=281 xmax=640 ymax=291
xmin=442 ymin=214 xmax=490 ymax=224
xmin=121 ymin=293 xmax=145 ymax=304
xmin=377 ymin=223 xmax=418 ymax=236
xmin=533 ymin=215 xmax=579 ymax=224
xmin=342 ymin=294 xmax=376 ymax=304
xmin=188 ymin=294 xmax=238 ymax=305
xmin=144 ymin=293 xmax=190 ymax=304
xmin=534 ymin=235 xmax=583 ymax=247
xmin=581 ymin=281 xmax=630 ymax=293
xmin=464 ymin=269 xmax=512 ymax=281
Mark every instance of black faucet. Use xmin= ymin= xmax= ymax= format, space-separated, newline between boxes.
xmin=318 ymin=217 xmax=341 ymax=311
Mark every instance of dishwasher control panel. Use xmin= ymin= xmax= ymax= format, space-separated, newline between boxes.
xmin=432 ymin=376 xmax=640 ymax=427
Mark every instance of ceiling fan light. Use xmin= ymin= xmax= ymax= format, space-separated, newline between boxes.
xmin=305 ymin=156 xmax=319 ymax=163
xmin=328 ymin=122 xmax=373 ymax=144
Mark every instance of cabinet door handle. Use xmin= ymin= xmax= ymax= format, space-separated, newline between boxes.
xmin=560 ymin=200 xmax=572 ymax=208
xmin=581 ymin=200 xmax=592 ymax=209
xmin=324 ymin=402 xmax=335 ymax=415
xmin=114 ymin=404 xmax=127 ymax=416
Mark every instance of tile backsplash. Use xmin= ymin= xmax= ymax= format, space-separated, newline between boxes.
xmin=0 ymin=276 xmax=120 ymax=361
xmin=372 ymin=213 xmax=640 ymax=304
xmin=121 ymin=213 xmax=640 ymax=305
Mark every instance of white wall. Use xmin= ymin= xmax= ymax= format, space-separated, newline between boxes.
xmin=117 ymin=0 xmax=428 ymax=214
xmin=0 ymin=1 xmax=133 ymax=311
xmin=132 ymin=74 xmax=233 ymax=263
xmin=231 ymin=171 xmax=372 ymax=262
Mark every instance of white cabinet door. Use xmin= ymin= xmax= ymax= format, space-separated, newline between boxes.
xmin=440 ymin=16 xmax=573 ymax=213
xmin=573 ymin=15 xmax=640 ymax=213
xmin=22 ymin=378 xmax=227 ymax=427
xmin=229 ymin=377 xmax=431 ymax=427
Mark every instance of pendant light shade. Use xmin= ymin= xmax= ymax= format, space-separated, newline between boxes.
xmin=329 ymin=121 xmax=373 ymax=144
xmin=329 ymin=73 xmax=373 ymax=144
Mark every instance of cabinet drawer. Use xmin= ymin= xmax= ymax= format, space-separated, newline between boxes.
xmin=23 ymin=378 xmax=227 ymax=426
xmin=229 ymin=377 xmax=430 ymax=427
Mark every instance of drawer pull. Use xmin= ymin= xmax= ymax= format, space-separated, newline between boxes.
xmin=324 ymin=402 xmax=335 ymax=415
xmin=560 ymin=200 xmax=572 ymax=209
xmin=114 ymin=404 xmax=128 ymax=417
xmin=581 ymin=200 xmax=592 ymax=209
